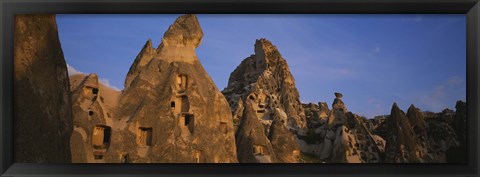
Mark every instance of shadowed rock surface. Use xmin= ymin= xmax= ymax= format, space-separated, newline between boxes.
xmin=14 ymin=14 xmax=73 ymax=163
xmin=235 ymin=102 xmax=277 ymax=163
xmin=376 ymin=103 xmax=461 ymax=163
xmin=303 ymin=102 xmax=330 ymax=129
xmin=446 ymin=101 xmax=467 ymax=162
xmin=384 ymin=103 xmax=422 ymax=163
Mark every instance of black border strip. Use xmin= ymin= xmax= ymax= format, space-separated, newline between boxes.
xmin=1 ymin=0 xmax=479 ymax=176
xmin=0 ymin=0 xmax=478 ymax=14
xmin=466 ymin=2 xmax=480 ymax=176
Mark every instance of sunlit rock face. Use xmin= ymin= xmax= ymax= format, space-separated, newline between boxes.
xmin=69 ymin=74 xmax=120 ymax=163
xmin=104 ymin=14 xmax=237 ymax=163
xmin=14 ymin=14 xmax=73 ymax=163
xmin=223 ymin=38 xmax=304 ymax=162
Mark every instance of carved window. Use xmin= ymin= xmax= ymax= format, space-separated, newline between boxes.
xmin=176 ymin=74 xmax=188 ymax=92
xmin=185 ymin=114 xmax=195 ymax=133
xmin=138 ymin=127 xmax=152 ymax=146
xmin=92 ymin=125 xmax=111 ymax=148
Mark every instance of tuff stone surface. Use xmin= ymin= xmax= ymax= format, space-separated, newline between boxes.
xmin=69 ymin=74 xmax=120 ymax=163
xmin=222 ymin=38 xmax=306 ymax=162
xmin=103 ymin=14 xmax=237 ymax=163
xmin=305 ymin=94 xmax=384 ymax=163
xmin=14 ymin=14 xmax=73 ymax=163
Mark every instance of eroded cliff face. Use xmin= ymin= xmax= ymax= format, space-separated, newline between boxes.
xmin=223 ymin=39 xmax=307 ymax=134
xmin=302 ymin=93 xmax=385 ymax=163
xmin=223 ymin=39 xmax=304 ymax=163
xmin=381 ymin=103 xmax=460 ymax=163
xmin=69 ymin=74 xmax=120 ymax=163
xmin=103 ymin=14 xmax=237 ymax=163
xmin=14 ymin=14 xmax=73 ymax=163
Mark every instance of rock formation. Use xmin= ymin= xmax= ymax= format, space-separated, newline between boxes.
xmin=124 ymin=39 xmax=155 ymax=88
xmin=14 ymin=14 xmax=73 ymax=163
xmin=446 ymin=100 xmax=467 ymax=162
xmin=306 ymin=93 xmax=384 ymax=163
xmin=223 ymin=38 xmax=304 ymax=162
xmin=384 ymin=103 xmax=423 ymax=163
xmin=69 ymin=74 xmax=120 ymax=163
xmin=222 ymin=38 xmax=307 ymax=135
xmin=379 ymin=103 xmax=460 ymax=163
xmin=235 ymin=102 xmax=277 ymax=163
xmin=303 ymin=102 xmax=330 ymax=129
xmin=104 ymin=14 xmax=237 ymax=163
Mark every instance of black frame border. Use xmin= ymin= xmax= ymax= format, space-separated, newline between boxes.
xmin=1 ymin=0 xmax=479 ymax=176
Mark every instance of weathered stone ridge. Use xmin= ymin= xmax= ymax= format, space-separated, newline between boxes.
xmin=124 ymin=39 xmax=156 ymax=88
xmin=69 ymin=73 xmax=120 ymax=163
xmin=103 ymin=14 xmax=237 ymax=163
xmin=156 ymin=14 xmax=203 ymax=63
xmin=301 ymin=93 xmax=385 ymax=163
xmin=223 ymin=38 xmax=306 ymax=163
xmin=14 ymin=14 xmax=73 ymax=163
xmin=223 ymin=39 xmax=307 ymax=135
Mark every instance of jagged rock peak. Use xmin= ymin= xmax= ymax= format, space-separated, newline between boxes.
xmin=254 ymin=38 xmax=284 ymax=66
xmin=332 ymin=92 xmax=347 ymax=113
xmin=161 ymin=14 xmax=203 ymax=48
xmin=334 ymin=92 xmax=343 ymax=99
xmin=144 ymin=39 xmax=154 ymax=51
xmin=406 ymin=104 xmax=427 ymax=134
xmin=124 ymin=39 xmax=156 ymax=88
xmin=391 ymin=102 xmax=401 ymax=114
xmin=84 ymin=73 xmax=99 ymax=87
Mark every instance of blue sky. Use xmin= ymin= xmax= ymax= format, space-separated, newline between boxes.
xmin=56 ymin=14 xmax=466 ymax=118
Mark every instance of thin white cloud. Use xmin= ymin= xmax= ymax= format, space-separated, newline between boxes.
xmin=373 ymin=46 xmax=381 ymax=53
xmin=67 ymin=64 xmax=121 ymax=91
xmin=99 ymin=78 xmax=121 ymax=91
xmin=66 ymin=64 xmax=84 ymax=76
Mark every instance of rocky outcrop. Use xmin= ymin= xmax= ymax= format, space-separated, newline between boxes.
xmin=380 ymin=103 xmax=460 ymax=163
xmin=332 ymin=92 xmax=347 ymax=113
xmin=124 ymin=39 xmax=156 ymax=88
xmin=235 ymin=102 xmax=277 ymax=163
xmin=69 ymin=74 xmax=120 ymax=163
xmin=406 ymin=105 xmax=427 ymax=135
xmin=268 ymin=112 xmax=301 ymax=163
xmin=312 ymin=93 xmax=385 ymax=163
xmin=446 ymin=100 xmax=467 ymax=162
xmin=104 ymin=14 xmax=237 ymax=163
xmin=223 ymin=38 xmax=306 ymax=162
xmin=222 ymin=38 xmax=307 ymax=135
xmin=303 ymin=102 xmax=330 ymax=129
xmin=14 ymin=14 xmax=73 ymax=163
xmin=384 ymin=103 xmax=422 ymax=163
